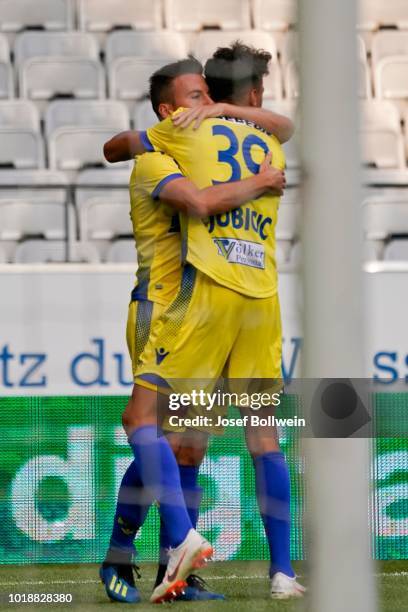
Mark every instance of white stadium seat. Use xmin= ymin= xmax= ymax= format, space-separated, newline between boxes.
xmin=358 ymin=0 xmax=408 ymax=31
xmin=0 ymin=35 xmax=13 ymax=99
xmin=0 ymin=0 xmax=73 ymax=33
xmin=134 ymin=100 xmax=158 ymax=130
xmin=106 ymin=32 xmax=188 ymax=100
xmin=263 ymin=99 xmax=299 ymax=168
xmin=45 ymin=100 xmax=130 ymax=170
xmin=372 ymin=32 xmax=408 ymax=101
xmin=109 ymin=57 xmax=176 ymax=100
xmin=193 ymin=30 xmax=277 ymax=64
xmin=15 ymin=32 xmax=104 ymax=101
xmin=372 ymin=32 xmax=408 ymax=68
xmin=106 ymin=239 xmax=137 ymax=263
xmin=78 ymin=0 xmax=162 ymax=32
xmin=384 ymin=239 xmax=408 ymax=261
xmin=14 ymin=32 xmax=100 ymax=65
xmin=360 ymin=101 xmax=405 ymax=169
xmin=252 ymin=0 xmax=297 ymax=32
xmin=105 ymin=31 xmax=188 ymax=65
xmin=13 ymin=240 xmax=100 ymax=263
xmin=0 ymin=100 xmax=44 ymax=168
xmin=78 ymin=196 xmax=132 ymax=241
xmin=164 ymin=0 xmax=251 ymax=31
xmin=363 ymin=194 xmax=408 ymax=240
xmin=0 ymin=198 xmax=68 ymax=240
xmin=75 ymin=168 xmax=131 ymax=252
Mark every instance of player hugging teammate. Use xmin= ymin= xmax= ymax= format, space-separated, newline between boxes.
xmin=100 ymin=42 xmax=305 ymax=603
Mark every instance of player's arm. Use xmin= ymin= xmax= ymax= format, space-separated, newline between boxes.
xmin=172 ymin=103 xmax=295 ymax=143
xmin=104 ymin=131 xmax=147 ymax=162
xmin=159 ymin=153 xmax=285 ymax=218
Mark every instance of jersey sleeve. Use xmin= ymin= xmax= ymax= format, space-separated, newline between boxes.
xmin=133 ymin=152 xmax=184 ymax=200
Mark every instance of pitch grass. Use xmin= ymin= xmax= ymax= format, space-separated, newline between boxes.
xmin=0 ymin=560 xmax=407 ymax=611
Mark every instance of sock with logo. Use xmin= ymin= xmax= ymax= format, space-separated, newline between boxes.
xmin=253 ymin=451 xmax=295 ymax=578
xmin=106 ymin=460 xmax=150 ymax=562
xmin=128 ymin=425 xmax=192 ymax=549
xmin=155 ymin=465 xmax=202 ymax=587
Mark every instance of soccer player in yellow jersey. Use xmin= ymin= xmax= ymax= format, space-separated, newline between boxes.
xmin=104 ymin=44 xmax=305 ymax=601
xmin=101 ymin=56 xmax=290 ymax=604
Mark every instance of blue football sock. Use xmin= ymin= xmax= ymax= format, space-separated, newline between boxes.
xmin=178 ymin=465 xmax=202 ymax=528
xmin=254 ymin=451 xmax=295 ymax=578
xmin=107 ymin=460 xmax=151 ymax=558
xmin=129 ymin=425 xmax=192 ymax=548
xmin=159 ymin=464 xmax=202 ymax=564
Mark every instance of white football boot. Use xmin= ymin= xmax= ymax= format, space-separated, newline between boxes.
xmin=150 ymin=529 xmax=213 ymax=604
xmin=270 ymin=572 xmax=306 ymax=599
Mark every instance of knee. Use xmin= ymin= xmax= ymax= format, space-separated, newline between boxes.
xmin=175 ymin=446 xmax=205 ymax=466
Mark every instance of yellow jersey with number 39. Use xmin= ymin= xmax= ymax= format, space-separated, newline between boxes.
xmin=141 ymin=110 xmax=285 ymax=299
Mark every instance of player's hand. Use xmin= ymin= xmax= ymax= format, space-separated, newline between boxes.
xmin=172 ymin=104 xmax=226 ymax=130
xmin=259 ymin=152 xmax=286 ymax=196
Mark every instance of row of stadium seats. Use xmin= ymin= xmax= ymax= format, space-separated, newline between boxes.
xmin=1 ymin=30 xmax=408 ymax=104
xmin=0 ymin=0 xmax=292 ymax=34
xmin=1 ymin=1 xmax=408 ymax=34
xmin=1 ymin=98 xmax=408 ymax=171
xmin=1 ymin=182 xmax=408 ymax=263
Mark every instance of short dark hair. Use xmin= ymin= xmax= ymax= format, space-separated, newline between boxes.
xmin=204 ymin=41 xmax=271 ymax=103
xmin=149 ymin=56 xmax=203 ymax=118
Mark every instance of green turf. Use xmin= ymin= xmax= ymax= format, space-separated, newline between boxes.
xmin=0 ymin=561 xmax=407 ymax=611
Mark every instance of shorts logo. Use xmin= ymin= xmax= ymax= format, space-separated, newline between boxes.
xmin=213 ymin=238 xmax=265 ymax=269
xmin=155 ymin=347 xmax=169 ymax=365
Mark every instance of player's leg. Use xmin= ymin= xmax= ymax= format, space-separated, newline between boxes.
xmin=102 ymin=300 xmax=211 ymax=603
xmin=229 ymin=293 xmax=305 ymax=599
xmin=136 ymin=266 xmax=241 ymax=600
xmin=155 ymin=431 xmax=225 ymax=600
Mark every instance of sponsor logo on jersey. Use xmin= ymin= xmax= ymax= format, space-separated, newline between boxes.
xmin=213 ymin=238 xmax=265 ymax=269
xmin=155 ymin=348 xmax=169 ymax=365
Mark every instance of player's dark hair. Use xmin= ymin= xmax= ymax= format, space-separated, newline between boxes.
xmin=204 ymin=41 xmax=271 ymax=103
xmin=149 ymin=56 xmax=203 ymax=118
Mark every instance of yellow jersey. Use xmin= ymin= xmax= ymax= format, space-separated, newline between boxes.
xmin=129 ymin=151 xmax=184 ymax=305
xmin=141 ymin=111 xmax=285 ymax=299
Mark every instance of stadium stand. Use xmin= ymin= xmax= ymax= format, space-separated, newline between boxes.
xmin=106 ymin=239 xmax=137 ymax=263
xmin=384 ymin=238 xmax=408 ymax=260
xmin=372 ymin=32 xmax=408 ymax=108
xmin=105 ymin=31 xmax=188 ymax=64
xmin=0 ymin=35 xmax=13 ymax=99
xmin=252 ymin=0 xmax=297 ymax=32
xmin=0 ymin=197 xmax=70 ymax=250
xmin=133 ymin=100 xmax=158 ymax=130
xmin=363 ymin=193 xmax=408 ymax=258
xmin=78 ymin=0 xmax=163 ymax=32
xmin=0 ymin=2 xmax=407 ymax=263
xmin=164 ymin=0 xmax=251 ymax=31
xmin=358 ymin=0 xmax=408 ymax=31
xmin=45 ymin=100 xmax=129 ymax=171
xmin=106 ymin=31 xmax=187 ymax=100
xmin=13 ymin=240 xmax=100 ymax=263
xmin=0 ymin=0 xmax=73 ymax=33
xmin=360 ymin=100 xmax=405 ymax=169
xmin=75 ymin=168 xmax=132 ymax=257
xmin=0 ymin=100 xmax=44 ymax=168
xmin=14 ymin=32 xmax=104 ymax=102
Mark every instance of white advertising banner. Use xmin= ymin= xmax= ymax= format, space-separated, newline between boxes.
xmin=0 ymin=263 xmax=405 ymax=394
